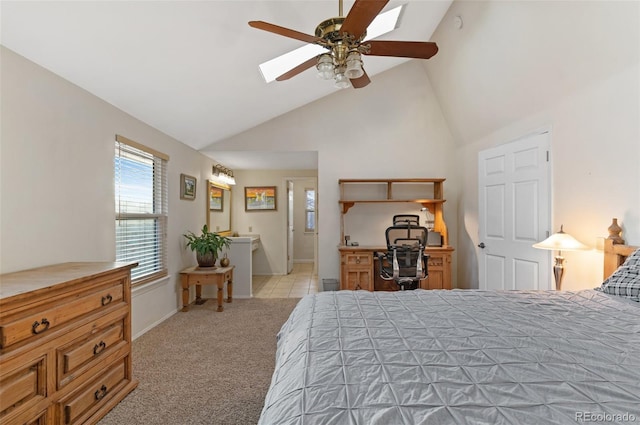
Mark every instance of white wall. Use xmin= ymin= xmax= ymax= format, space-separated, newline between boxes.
xmin=426 ymin=1 xmax=640 ymax=290
xmin=0 ymin=46 xmax=219 ymax=337
xmin=208 ymin=61 xmax=459 ymax=288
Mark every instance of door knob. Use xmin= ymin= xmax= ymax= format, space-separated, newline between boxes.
xmin=477 ymin=242 xmax=486 ymax=249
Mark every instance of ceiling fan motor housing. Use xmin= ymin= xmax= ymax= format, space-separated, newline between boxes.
xmin=315 ymin=17 xmax=366 ymax=45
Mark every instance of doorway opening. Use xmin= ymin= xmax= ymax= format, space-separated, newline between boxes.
xmin=285 ymin=177 xmax=318 ymax=276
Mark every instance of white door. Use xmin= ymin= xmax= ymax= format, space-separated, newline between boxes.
xmin=287 ymin=180 xmax=294 ymax=274
xmin=478 ymin=131 xmax=551 ymax=290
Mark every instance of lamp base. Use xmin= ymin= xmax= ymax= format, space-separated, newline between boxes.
xmin=553 ymin=255 xmax=565 ymax=291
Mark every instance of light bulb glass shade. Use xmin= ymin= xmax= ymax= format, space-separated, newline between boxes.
xmin=345 ymin=51 xmax=364 ymax=79
xmin=532 ymin=226 xmax=589 ymax=251
xmin=316 ymin=54 xmax=335 ymax=80
xmin=334 ymin=72 xmax=351 ymax=89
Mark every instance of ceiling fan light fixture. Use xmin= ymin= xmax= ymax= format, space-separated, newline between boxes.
xmin=345 ymin=51 xmax=364 ymax=79
xmin=316 ymin=53 xmax=335 ymax=80
xmin=334 ymin=70 xmax=351 ymax=89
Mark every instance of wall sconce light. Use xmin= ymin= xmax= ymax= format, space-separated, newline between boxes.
xmin=533 ymin=225 xmax=589 ymax=290
xmin=212 ymin=164 xmax=236 ymax=185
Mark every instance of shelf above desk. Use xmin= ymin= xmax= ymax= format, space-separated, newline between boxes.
xmin=338 ymin=178 xmax=449 ymax=246
xmin=339 ymin=199 xmax=446 ymax=214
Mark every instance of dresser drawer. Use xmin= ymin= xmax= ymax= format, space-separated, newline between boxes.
xmin=57 ymin=320 xmax=126 ymax=389
xmin=192 ymin=269 xmax=232 ymax=285
xmin=343 ymin=252 xmax=372 ymax=267
xmin=0 ymin=283 xmax=124 ymax=349
xmin=0 ymin=355 xmax=47 ymax=419
xmin=427 ymin=255 xmax=444 ymax=269
xmin=59 ymin=359 xmax=127 ymax=425
xmin=1 ymin=407 xmax=47 ymax=425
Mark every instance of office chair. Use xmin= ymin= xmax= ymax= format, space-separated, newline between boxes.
xmin=377 ymin=223 xmax=429 ymax=290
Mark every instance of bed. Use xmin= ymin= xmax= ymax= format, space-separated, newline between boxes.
xmin=258 ymin=228 xmax=640 ymax=425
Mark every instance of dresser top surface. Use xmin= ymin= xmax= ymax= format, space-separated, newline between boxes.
xmin=0 ymin=262 xmax=137 ymax=300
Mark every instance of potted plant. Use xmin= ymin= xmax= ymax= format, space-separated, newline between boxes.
xmin=183 ymin=224 xmax=231 ymax=268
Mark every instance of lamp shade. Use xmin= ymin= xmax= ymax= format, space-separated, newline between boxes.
xmin=532 ymin=225 xmax=589 ymax=251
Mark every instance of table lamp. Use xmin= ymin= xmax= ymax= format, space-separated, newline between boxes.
xmin=533 ymin=225 xmax=589 ymax=290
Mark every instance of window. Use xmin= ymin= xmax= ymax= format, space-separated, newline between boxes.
xmin=115 ymin=135 xmax=169 ymax=284
xmin=305 ymin=188 xmax=316 ymax=233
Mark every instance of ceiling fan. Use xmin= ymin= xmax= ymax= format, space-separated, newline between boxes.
xmin=249 ymin=0 xmax=439 ymax=89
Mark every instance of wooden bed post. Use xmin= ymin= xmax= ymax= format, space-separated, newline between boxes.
xmin=603 ymin=218 xmax=631 ymax=279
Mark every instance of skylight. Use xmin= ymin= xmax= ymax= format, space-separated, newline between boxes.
xmin=258 ymin=4 xmax=404 ymax=83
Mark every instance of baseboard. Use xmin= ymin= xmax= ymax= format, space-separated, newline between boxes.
xmin=133 ymin=309 xmax=178 ymax=340
xmin=131 ymin=276 xmax=176 ymax=341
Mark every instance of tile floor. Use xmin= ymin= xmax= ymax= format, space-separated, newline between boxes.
xmin=252 ymin=263 xmax=318 ymax=298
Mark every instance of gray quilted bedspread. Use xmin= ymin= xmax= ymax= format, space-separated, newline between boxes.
xmin=258 ymin=289 xmax=640 ymax=425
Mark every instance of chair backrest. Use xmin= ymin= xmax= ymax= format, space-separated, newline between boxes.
xmin=385 ymin=225 xmax=428 ymax=249
xmin=378 ymin=223 xmax=429 ymax=289
xmin=392 ymin=214 xmax=420 ymax=227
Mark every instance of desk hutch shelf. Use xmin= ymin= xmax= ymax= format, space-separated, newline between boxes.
xmin=339 ymin=178 xmax=449 ymax=246
xmin=338 ymin=178 xmax=453 ymax=291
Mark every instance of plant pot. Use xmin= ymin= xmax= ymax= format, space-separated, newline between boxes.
xmin=196 ymin=252 xmax=217 ymax=268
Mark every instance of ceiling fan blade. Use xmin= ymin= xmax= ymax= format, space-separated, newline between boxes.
xmin=340 ymin=0 xmax=389 ymax=40
xmin=249 ymin=21 xmax=324 ymax=45
xmin=276 ymin=56 xmax=319 ymax=81
xmin=363 ymin=40 xmax=439 ymax=59
xmin=350 ymin=70 xmax=371 ymax=89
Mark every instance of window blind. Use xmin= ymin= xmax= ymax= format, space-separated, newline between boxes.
xmin=115 ymin=135 xmax=168 ymax=284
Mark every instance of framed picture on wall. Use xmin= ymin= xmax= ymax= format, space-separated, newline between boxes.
xmin=209 ymin=186 xmax=223 ymax=211
xmin=245 ymin=186 xmax=277 ymax=211
xmin=180 ymin=174 xmax=197 ymax=200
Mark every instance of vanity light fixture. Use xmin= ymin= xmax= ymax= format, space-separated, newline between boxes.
xmin=212 ymin=164 xmax=236 ymax=185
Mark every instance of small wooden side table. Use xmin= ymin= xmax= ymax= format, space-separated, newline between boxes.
xmin=179 ymin=265 xmax=234 ymax=312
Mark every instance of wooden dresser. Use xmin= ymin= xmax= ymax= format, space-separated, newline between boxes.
xmin=0 ymin=262 xmax=138 ymax=425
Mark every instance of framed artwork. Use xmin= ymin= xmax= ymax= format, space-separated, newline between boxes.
xmin=245 ymin=186 xmax=277 ymax=211
xmin=209 ymin=185 xmax=224 ymax=211
xmin=180 ymin=174 xmax=197 ymax=200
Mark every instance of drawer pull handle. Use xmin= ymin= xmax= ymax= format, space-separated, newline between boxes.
xmin=101 ymin=294 xmax=113 ymax=306
xmin=355 ymin=258 xmax=361 ymax=264
xmin=94 ymin=385 xmax=108 ymax=401
xmin=93 ymin=341 xmax=107 ymax=355
xmin=32 ymin=318 xmax=50 ymax=335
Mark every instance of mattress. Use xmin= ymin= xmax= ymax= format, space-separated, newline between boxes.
xmin=259 ymin=289 xmax=640 ymax=425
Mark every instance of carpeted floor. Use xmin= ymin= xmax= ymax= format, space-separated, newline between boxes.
xmin=98 ymin=297 xmax=301 ymax=425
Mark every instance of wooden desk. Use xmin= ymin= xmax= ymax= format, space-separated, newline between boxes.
xmin=339 ymin=246 xmax=454 ymax=291
xmin=180 ymin=265 xmax=234 ymax=312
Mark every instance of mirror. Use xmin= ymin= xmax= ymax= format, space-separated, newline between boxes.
xmin=206 ymin=180 xmax=232 ymax=235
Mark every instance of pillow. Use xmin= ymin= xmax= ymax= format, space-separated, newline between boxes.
xmin=620 ymin=247 xmax=640 ymax=269
xmin=598 ymin=265 xmax=640 ymax=302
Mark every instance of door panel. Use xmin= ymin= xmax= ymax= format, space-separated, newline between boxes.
xmin=513 ymin=259 xmax=538 ymax=290
xmin=485 ymin=255 xmax=505 ymax=290
xmin=485 ymin=185 xmax=505 ymax=238
xmin=514 ymin=180 xmax=538 ymax=241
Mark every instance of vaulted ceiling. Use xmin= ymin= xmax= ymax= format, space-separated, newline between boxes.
xmin=1 ymin=0 xmax=452 ymax=168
